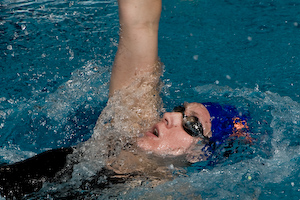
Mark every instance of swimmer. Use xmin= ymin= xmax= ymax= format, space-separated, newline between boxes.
xmin=105 ymin=0 xmax=250 ymax=161
xmin=0 ymin=0 xmax=251 ymax=198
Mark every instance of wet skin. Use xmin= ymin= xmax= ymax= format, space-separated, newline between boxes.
xmin=137 ymin=102 xmax=212 ymax=156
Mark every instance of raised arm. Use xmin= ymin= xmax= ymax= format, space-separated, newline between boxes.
xmin=109 ymin=0 xmax=162 ymax=96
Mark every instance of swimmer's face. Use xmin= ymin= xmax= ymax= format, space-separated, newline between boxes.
xmin=137 ymin=103 xmax=212 ymax=156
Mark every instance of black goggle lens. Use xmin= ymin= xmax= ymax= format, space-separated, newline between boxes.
xmin=173 ymin=106 xmax=205 ymax=138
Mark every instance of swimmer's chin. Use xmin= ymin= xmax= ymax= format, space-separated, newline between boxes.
xmin=136 ymin=138 xmax=187 ymax=157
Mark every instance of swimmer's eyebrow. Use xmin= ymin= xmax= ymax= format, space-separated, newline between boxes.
xmin=184 ymin=103 xmax=200 ymax=117
xmin=185 ymin=107 xmax=198 ymax=117
xmin=189 ymin=111 xmax=198 ymax=116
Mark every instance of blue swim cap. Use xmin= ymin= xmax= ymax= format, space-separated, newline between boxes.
xmin=202 ymin=102 xmax=248 ymax=148
xmin=186 ymin=102 xmax=250 ymax=168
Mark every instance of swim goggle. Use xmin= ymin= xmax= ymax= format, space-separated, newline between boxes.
xmin=173 ymin=106 xmax=208 ymax=140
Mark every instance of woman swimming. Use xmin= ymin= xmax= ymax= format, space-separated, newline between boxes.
xmin=0 ymin=0 xmax=250 ymax=198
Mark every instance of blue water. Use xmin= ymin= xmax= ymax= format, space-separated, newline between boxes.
xmin=1 ymin=0 xmax=300 ymax=199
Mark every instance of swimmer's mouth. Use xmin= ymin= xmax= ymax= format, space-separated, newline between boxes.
xmin=153 ymin=128 xmax=159 ymax=137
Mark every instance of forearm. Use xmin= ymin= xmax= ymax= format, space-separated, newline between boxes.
xmin=109 ymin=0 xmax=162 ymax=96
xmin=118 ymin=0 xmax=161 ymax=28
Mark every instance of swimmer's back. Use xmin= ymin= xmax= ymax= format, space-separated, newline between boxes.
xmin=0 ymin=147 xmax=73 ymax=199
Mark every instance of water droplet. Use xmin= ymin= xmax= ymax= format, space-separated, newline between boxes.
xmin=7 ymin=45 xmax=12 ymax=50
xmin=168 ymin=164 xmax=174 ymax=170
xmin=0 ymin=97 xmax=6 ymax=102
xmin=226 ymin=75 xmax=231 ymax=80
xmin=21 ymin=24 xmax=26 ymax=30
xmin=255 ymin=84 xmax=259 ymax=91
xmin=294 ymin=22 xmax=298 ymax=27
xmin=14 ymin=32 xmax=18 ymax=38
xmin=8 ymin=99 xmax=14 ymax=104
xmin=69 ymin=49 xmax=74 ymax=61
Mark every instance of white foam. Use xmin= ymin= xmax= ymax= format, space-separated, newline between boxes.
xmin=39 ymin=60 xmax=110 ymax=122
xmin=0 ymin=145 xmax=36 ymax=164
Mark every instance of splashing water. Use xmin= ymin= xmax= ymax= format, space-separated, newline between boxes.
xmin=1 ymin=0 xmax=300 ymax=199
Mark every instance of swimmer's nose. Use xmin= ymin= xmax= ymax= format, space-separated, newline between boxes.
xmin=162 ymin=112 xmax=183 ymax=129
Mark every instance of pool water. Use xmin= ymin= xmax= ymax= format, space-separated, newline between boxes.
xmin=1 ymin=0 xmax=300 ymax=199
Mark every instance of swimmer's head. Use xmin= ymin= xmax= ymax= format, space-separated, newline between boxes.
xmin=137 ymin=102 xmax=212 ymax=158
